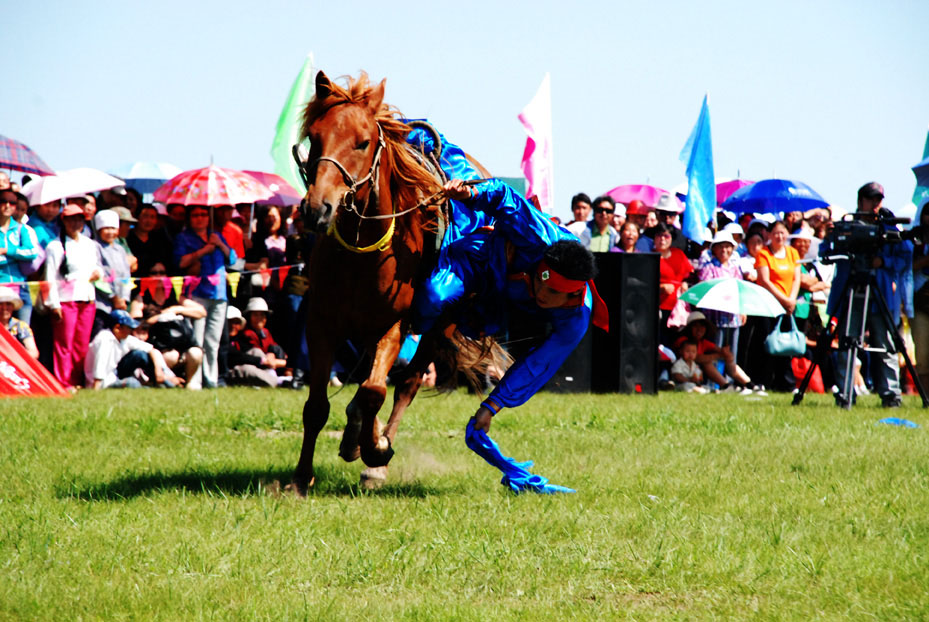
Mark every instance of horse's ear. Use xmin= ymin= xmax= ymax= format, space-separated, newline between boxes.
xmin=315 ymin=71 xmax=332 ymax=100
xmin=366 ymin=78 xmax=386 ymax=113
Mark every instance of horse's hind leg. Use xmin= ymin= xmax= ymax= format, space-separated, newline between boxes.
xmin=289 ymin=337 xmax=335 ymax=497
xmin=381 ymin=328 xmax=440 ymax=446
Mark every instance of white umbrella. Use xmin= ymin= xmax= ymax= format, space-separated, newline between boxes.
xmin=22 ymin=167 xmax=125 ymax=205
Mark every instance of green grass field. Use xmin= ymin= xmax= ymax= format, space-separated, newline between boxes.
xmin=1 ymin=387 xmax=928 ymax=621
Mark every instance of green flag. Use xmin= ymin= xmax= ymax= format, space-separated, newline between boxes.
xmin=913 ymin=126 xmax=929 ymax=207
xmin=271 ymin=53 xmax=315 ymax=192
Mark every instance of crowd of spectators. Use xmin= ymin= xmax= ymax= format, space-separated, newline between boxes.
xmin=563 ymin=183 xmax=927 ymax=406
xmin=0 ymin=175 xmax=318 ymax=392
xmin=1 ymin=172 xmax=927 ymax=407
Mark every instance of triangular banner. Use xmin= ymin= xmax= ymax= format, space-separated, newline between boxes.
xmin=277 ymin=266 xmax=290 ymax=289
xmin=228 ymin=272 xmax=241 ymax=298
xmin=171 ymin=276 xmax=185 ymax=300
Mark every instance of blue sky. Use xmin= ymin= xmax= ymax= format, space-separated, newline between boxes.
xmin=4 ymin=0 xmax=927 ymax=219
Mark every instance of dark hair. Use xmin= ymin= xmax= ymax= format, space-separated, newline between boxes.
xmin=592 ymin=195 xmax=616 ymax=210
xmin=680 ymin=339 xmax=699 ymax=350
xmin=744 ymin=231 xmax=764 ymax=245
xmin=542 ymin=239 xmax=597 ymax=281
xmin=570 ymin=193 xmax=592 ymax=210
xmin=652 ymin=222 xmax=673 ymax=237
xmin=768 ymin=219 xmax=788 ymax=233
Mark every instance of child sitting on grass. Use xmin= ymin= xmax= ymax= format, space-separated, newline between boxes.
xmin=675 ymin=311 xmax=753 ymax=393
xmin=671 ymin=339 xmax=706 ymax=393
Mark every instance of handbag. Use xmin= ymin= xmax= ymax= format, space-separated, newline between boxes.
xmin=764 ymin=314 xmax=806 ymax=357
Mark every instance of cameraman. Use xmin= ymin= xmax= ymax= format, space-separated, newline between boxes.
xmin=827 ymin=182 xmax=912 ymax=408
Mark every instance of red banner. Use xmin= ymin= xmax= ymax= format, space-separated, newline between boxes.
xmin=0 ymin=329 xmax=70 ymax=397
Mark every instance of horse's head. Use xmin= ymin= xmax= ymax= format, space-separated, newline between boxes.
xmin=298 ymin=71 xmax=386 ymax=233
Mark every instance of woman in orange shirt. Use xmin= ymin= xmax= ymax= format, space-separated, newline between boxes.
xmin=750 ymin=220 xmax=802 ymax=391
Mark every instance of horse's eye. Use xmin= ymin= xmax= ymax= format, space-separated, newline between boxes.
xmin=355 ymin=140 xmax=370 ymax=151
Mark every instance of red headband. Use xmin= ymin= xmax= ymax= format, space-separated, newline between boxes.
xmin=536 ymin=259 xmax=586 ymax=293
xmin=534 ymin=259 xmax=610 ymax=332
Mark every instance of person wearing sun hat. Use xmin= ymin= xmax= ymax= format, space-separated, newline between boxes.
xmin=84 ymin=308 xmax=177 ymax=389
xmin=91 ymin=209 xmax=133 ymax=337
xmin=44 ymin=202 xmax=104 ymax=388
xmin=0 ymin=285 xmax=38 ymax=358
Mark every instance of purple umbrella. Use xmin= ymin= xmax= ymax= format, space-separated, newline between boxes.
xmin=0 ymin=134 xmax=54 ymax=175
xmin=716 ymin=179 xmax=754 ymax=206
xmin=605 ymin=184 xmax=672 ymax=208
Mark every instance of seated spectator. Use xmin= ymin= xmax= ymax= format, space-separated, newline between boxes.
xmin=670 ymin=339 xmax=707 ymax=393
xmin=130 ymin=262 xmax=178 ymax=311
xmin=610 ymin=220 xmax=640 ymax=253
xmin=676 ymin=311 xmax=752 ymax=392
xmin=225 ymin=304 xmax=281 ymax=387
xmin=578 ymin=196 xmax=619 ymax=252
xmin=84 ymin=309 xmax=178 ymax=389
xmin=44 ymin=203 xmax=103 ymax=389
xmin=139 ymin=300 xmax=206 ymax=391
xmin=0 ymin=287 xmax=38 ymax=358
xmin=93 ymin=210 xmax=133 ymax=337
xmin=237 ymin=297 xmax=287 ymax=367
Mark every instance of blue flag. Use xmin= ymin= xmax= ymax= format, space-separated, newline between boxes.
xmin=679 ymin=95 xmax=716 ymax=244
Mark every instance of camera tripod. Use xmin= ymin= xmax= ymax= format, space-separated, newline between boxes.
xmin=792 ymin=260 xmax=929 ymax=409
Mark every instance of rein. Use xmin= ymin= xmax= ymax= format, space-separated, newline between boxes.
xmin=305 ymin=121 xmax=490 ymax=254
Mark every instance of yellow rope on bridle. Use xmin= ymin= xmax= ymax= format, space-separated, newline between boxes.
xmin=328 ymin=214 xmax=395 ymax=253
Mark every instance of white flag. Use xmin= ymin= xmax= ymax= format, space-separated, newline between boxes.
xmin=518 ymin=73 xmax=554 ymax=213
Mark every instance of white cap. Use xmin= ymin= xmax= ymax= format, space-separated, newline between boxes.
xmin=723 ymin=222 xmax=744 ymax=237
xmin=93 ymin=209 xmax=119 ymax=231
xmin=710 ymin=230 xmax=736 ymax=246
xmin=226 ymin=305 xmax=245 ymax=323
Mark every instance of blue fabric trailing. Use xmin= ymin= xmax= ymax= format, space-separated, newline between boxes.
xmin=465 ymin=419 xmax=576 ymax=494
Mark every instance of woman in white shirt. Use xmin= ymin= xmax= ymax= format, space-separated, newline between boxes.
xmin=44 ymin=203 xmax=102 ymax=388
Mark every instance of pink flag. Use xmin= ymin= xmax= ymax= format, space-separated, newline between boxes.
xmin=518 ymin=73 xmax=554 ymax=213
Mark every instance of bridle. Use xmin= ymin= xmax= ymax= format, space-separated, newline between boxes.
xmin=294 ymin=123 xmax=395 ymax=253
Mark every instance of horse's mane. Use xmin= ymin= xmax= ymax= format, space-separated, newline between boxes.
xmin=302 ymin=72 xmax=443 ymax=211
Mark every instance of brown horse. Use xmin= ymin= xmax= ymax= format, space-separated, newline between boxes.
xmin=289 ymin=71 xmax=469 ymax=494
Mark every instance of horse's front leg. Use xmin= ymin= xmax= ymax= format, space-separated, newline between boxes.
xmin=354 ymin=321 xmax=403 ymax=470
xmin=289 ymin=328 xmax=336 ymax=497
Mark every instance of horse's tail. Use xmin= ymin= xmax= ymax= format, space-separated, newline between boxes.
xmin=433 ymin=331 xmax=513 ymax=396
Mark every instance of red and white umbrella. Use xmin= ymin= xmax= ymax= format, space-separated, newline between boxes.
xmin=153 ymin=165 xmax=273 ymax=206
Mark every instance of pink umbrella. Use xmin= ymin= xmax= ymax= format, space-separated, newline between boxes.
xmin=242 ymin=170 xmax=302 ymax=207
xmin=604 ymin=184 xmax=672 ymax=208
xmin=153 ymin=165 xmax=273 ymax=206
xmin=716 ymin=179 xmax=754 ymax=206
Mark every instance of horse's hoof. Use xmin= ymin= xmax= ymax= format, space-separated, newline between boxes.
xmin=360 ymin=466 xmax=388 ymax=490
xmin=360 ymin=442 xmax=394 ymax=468
xmin=284 ymin=476 xmax=314 ymax=498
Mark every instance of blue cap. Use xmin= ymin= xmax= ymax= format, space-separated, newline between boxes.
xmin=110 ymin=309 xmax=139 ymax=329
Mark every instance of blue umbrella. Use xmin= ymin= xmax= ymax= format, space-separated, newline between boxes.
xmin=109 ymin=161 xmax=183 ymax=194
xmin=721 ymin=178 xmax=829 ymax=215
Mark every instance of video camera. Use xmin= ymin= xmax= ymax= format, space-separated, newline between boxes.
xmin=825 ymin=209 xmax=916 ymax=258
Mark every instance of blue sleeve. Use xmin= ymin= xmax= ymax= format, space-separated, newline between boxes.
xmin=467 ymin=179 xmax=576 ymax=253
xmin=6 ymin=225 xmax=38 ymax=262
xmin=487 ymin=293 xmax=591 ymax=409
xmin=173 ymin=231 xmax=194 ymax=266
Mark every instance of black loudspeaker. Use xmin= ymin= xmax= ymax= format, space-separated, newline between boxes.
xmin=590 ymin=253 xmax=660 ymax=394
xmin=537 ymin=252 xmax=659 ymax=394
